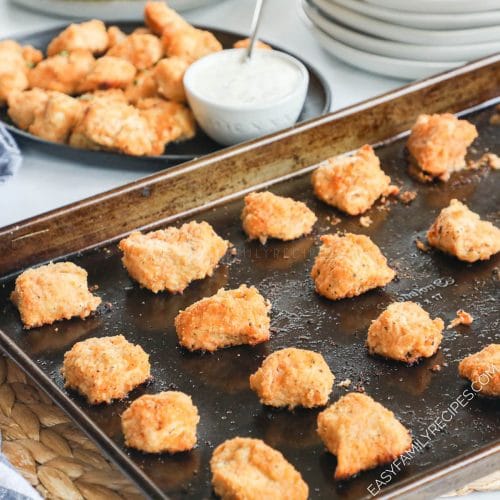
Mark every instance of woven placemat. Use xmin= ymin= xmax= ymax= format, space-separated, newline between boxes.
xmin=0 ymin=353 xmax=497 ymax=499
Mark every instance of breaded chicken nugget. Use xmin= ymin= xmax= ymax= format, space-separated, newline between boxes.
xmin=47 ymin=19 xmax=109 ymax=56
xmin=210 ymin=437 xmax=308 ymax=500
xmin=7 ymin=88 xmax=50 ymax=130
xmin=62 ymin=335 xmax=150 ymax=404
xmin=407 ymin=113 xmax=478 ymax=181
xmin=144 ymin=1 xmax=190 ymax=36
xmin=21 ymin=45 xmax=43 ymax=66
xmin=119 ymin=221 xmax=229 ymax=293
xmin=312 ymin=145 xmax=392 ymax=215
xmin=29 ymin=49 xmax=95 ymax=95
xmin=175 ymin=285 xmax=271 ymax=352
xmin=311 ymin=233 xmax=395 ymax=300
xmin=137 ymin=97 xmax=195 ymax=154
xmin=78 ymin=56 xmax=137 ymax=93
xmin=79 ymin=88 xmax=129 ymax=105
xmin=70 ymin=99 xmax=154 ymax=155
xmin=29 ymin=92 xmax=83 ymax=143
xmin=122 ymin=391 xmax=199 ymax=453
xmin=107 ymin=33 xmax=163 ymax=70
xmin=241 ymin=191 xmax=317 ymax=244
xmin=124 ymin=69 xmax=158 ymax=104
xmin=233 ymin=38 xmax=272 ymax=50
xmin=163 ymin=27 xmax=222 ymax=63
xmin=11 ymin=262 xmax=101 ymax=329
xmin=250 ymin=347 xmax=334 ymax=409
xmin=317 ymin=392 xmax=412 ymax=480
xmin=0 ymin=42 xmax=29 ymax=104
xmin=367 ymin=302 xmax=444 ymax=364
xmin=459 ymin=344 xmax=500 ymax=397
xmin=154 ymin=57 xmax=189 ymax=102
xmin=427 ymin=199 xmax=500 ymax=262
xmin=107 ymin=25 xmax=127 ymax=48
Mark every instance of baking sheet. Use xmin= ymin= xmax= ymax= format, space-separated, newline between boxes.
xmin=0 ymin=99 xmax=499 ymax=498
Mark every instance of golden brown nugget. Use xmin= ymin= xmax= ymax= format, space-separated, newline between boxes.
xmin=233 ymin=38 xmax=272 ymax=50
xmin=154 ymin=57 xmax=189 ymax=102
xmin=29 ymin=92 xmax=83 ymax=143
xmin=78 ymin=56 xmax=137 ymax=93
xmin=107 ymin=33 xmax=163 ymax=70
xmin=241 ymin=191 xmax=317 ymax=244
xmin=62 ymin=335 xmax=150 ymax=404
xmin=21 ymin=45 xmax=43 ymax=66
xmin=427 ymin=199 xmax=500 ymax=262
xmin=70 ymin=99 xmax=154 ymax=155
xmin=107 ymin=25 xmax=127 ymax=48
xmin=29 ymin=49 xmax=95 ymax=95
xmin=210 ymin=437 xmax=308 ymax=500
xmin=0 ymin=42 xmax=29 ymax=104
xmin=124 ymin=69 xmax=158 ymax=104
xmin=163 ymin=27 xmax=222 ymax=63
xmin=407 ymin=113 xmax=478 ymax=181
xmin=7 ymin=88 xmax=50 ymax=130
xmin=317 ymin=393 xmax=412 ymax=480
xmin=312 ymin=144 xmax=392 ymax=215
xmin=11 ymin=262 xmax=101 ymax=329
xmin=250 ymin=347 xmax=334 ymax=409
xmin=119 ymin=221 xmax=229 ymax=293
xmin=367 ymin=302 xmax=444 ymax=364
xmin=121 ymin=391 xmax=199 ymax=453
xmin=311 ymin=233 xmax=395 ymax=300
xmin=47 ymin=19 xmax=109 ymax=56
xmin=175 ymin=285 xmax=271 ymax=352
xmin=144 ymin=1 xmax=190 ymax=36
xmin=79 ymin=88 xmax=129 ymax=105
xmin=459 ymin=344 xmax=500 ymax=397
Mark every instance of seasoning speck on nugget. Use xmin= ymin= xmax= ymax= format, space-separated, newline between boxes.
xmin=407 ymin=113 xmax=478 ymax=182
xmin=62 ymin=335 xmax=150 ymax=404
xmin=367 ymin=302 xmax=444 ymax=364
xmin=250 ymin=347 xmax=334 ymax=409
xmin=459 ymin=344 xmax=500 ymax=397
xmin=317 ymin=392 xmax=412 ymax=480
xmin=11 ymin=262 xmax=101 ymax=329
xmin=210 ymin=437 xmax=308 ymax=500
xmin=122 ymin=391 xmax=199 ymax=453
xmin=427 ymin=199 xmax=500 ymax=262
xmin=175 ymin=285 xmax=271 ymax=352
xmin=312 ymin=145 xmax=393 ymax=215
xmin=241 ymin=191 xmax=317 ymax=244
xmin=311 ymin=233 xmax=395 ymax=300
xmin=119 ymin=221 xmax=229 ymax=294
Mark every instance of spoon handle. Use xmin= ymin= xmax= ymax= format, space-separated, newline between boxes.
xmin=246 ymin=0 xmax=265 ymax=61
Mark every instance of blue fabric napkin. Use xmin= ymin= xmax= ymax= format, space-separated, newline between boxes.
xmin=0 ymin=124 xmax=22 ymax=182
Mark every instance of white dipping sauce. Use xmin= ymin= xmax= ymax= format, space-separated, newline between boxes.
xmin=188 ymin=49 xmax=303 ymax=108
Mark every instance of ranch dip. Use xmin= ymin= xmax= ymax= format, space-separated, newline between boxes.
xmin=187 ymin=49 xmax=304 ymax=108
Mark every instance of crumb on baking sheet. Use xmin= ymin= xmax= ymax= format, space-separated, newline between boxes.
xmin=337 ymin=378 xmax=351 ymax=388
xmin=430 ymin=364 xmax=441 ymax=372
xmin=359 ymin=216 xmax=372 ymax=228
xmin=415 ymin=238 xmax=429 ymax=252
xmin=467 ymin=153 xmax=500 ymax=171
xmin=398 ymin=191 xmax=417 ymax=204
xmin=447 ymin=309 xmax=473 ymax=329
xmin=489 ymin=105 xmax=500 ymax=125
xmin=326 ymin=215 xmax=341 ymax=226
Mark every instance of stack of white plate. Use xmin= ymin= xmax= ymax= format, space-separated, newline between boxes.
xmin=300 ymin=0 xmax=500 ymax=79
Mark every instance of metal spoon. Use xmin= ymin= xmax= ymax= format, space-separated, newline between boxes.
xmin=245 ymin=0 xmax=265 ymax=61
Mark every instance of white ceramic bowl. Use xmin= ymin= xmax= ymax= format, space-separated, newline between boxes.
xmin=184 ymin=49 xmax=309 ymax=146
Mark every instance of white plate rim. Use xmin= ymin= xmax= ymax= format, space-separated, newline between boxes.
xmin=365 ymin=0 xmax=500 ymax=14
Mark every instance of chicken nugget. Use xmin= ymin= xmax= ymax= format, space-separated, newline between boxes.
xmin=29 ymin=92 xmax=83 ymax=143
xmin=107 ymin=33 xmax=162 ymax=70
xmin=7 ymin=88 xmax=49 ymax=130
xmin=163 ymin=27 xmax=222 ymax=63
xmin=241 ymin=191 xmax=317 ymax=244
xmin=29 ymin=49 xmax=95 ymax=95
xmin=459 ymin=344 xmax=500 ymax=397
xmin=62 ymin=335 xmax=150 ymax=404
xmin=312 ymin=145 xmax=392 ymax=215
xmin=210 ymin=437 xmax=308 ymax=500
xmin=79 ymin=88 xmax=128 ymax=105
xmin=47 ymin=19 xmax=108 ymax=56
xmin=124 ymin=69 xmax=158 ymax=104
xmin=107 ymin=25 xmax=127 ymax=48
xmin=175 ymin=285 xmax=271 ymax=352
xmin=367 ymin=302 xmax=444 ymax=364
xmin=250 ymin=347 xmax=334 ymax=409
xmin=311 ymin=233 xmax=395 ymax=300
xmin=233 ymin=38 xmax=272 ymax=50
xmin=21 ymin=45 xmax=43 ymax=66
xmin=154 ymin=57 xmax=189 ymax=102
xmin=11 ymin=262 xmax=101 ymax=329
xmin=0 ymin=41 xmax=29 ymax=104
xmin=427 ymin=199 xmax=500 ymax=262
xmin=407 ymin=113 xmax=478 ymax=182
xmin=144 ymin=1 xmax=190 ymax=36
xmin=317 ymin=392 xmax=412 ymax=480
xmin=119 ymin=221 xmax=229 ymax=293
xmin=70 ymin=99 xmax=154 ymax=155
xmin=78 ymin=56 xmax=137 ymax=93
xmin=122 ymin=391 xmax=199 ymax=453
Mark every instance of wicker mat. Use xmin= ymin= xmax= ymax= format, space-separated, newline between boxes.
xmin=0 ymin=354 xmax=497 ymax=499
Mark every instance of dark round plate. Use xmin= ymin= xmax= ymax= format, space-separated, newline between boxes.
xmin=1 ymin=22 xmax=331 ymax=168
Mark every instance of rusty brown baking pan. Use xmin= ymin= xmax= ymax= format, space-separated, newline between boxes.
xmin=0 ymin=55 xmax=499 ymax=500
